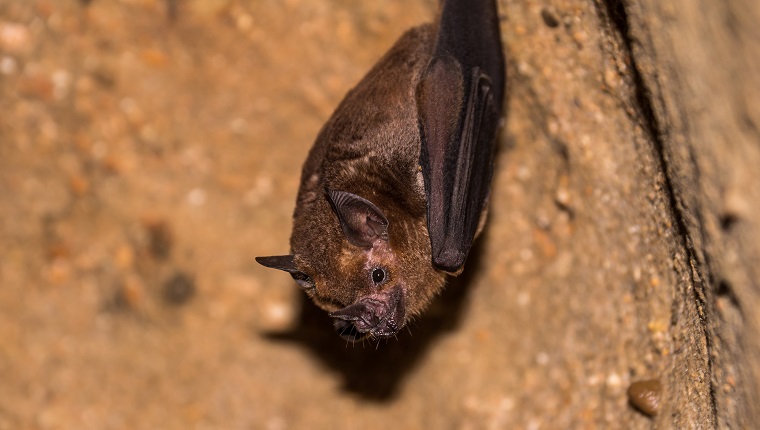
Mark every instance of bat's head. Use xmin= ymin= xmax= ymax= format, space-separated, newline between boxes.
xmin=257 ymin=188 xmax=446 ymax=342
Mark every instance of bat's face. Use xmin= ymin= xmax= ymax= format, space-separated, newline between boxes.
xmin=258 ymin=188 xmax=447 ymax=342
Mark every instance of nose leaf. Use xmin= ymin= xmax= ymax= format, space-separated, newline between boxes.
xmin=328 ymin=285 xmax=405 ymax=338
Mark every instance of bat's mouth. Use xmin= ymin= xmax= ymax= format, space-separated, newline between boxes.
xmin=329 ymin=285 xmax=405 ymax=343
xmin=332 ymin=319 xmax=369 ymax=343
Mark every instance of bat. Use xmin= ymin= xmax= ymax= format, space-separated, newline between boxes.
xmin=257 ymin=0 xmax=505 ymax=342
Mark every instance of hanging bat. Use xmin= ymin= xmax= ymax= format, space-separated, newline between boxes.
xmin=257 ymin=0 xmax=505 ymax=342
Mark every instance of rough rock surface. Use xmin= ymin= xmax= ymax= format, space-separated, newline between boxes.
xmin=1 ymin=0 xmax=757 ymax=428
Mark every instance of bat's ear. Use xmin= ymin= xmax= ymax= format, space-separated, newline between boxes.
xmin=256 ymin=255 xmax=299 ymax=272
xmin=255 ymin=255 xmax=314 ymax=289
xmin=325 ymin=188 xmax=388 ymax=248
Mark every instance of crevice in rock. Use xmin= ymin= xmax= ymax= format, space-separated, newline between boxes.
xmin=593 ymin=0 xmax=719 ymax=424
xmin=719 ymin=212 xmax=740 ymax=232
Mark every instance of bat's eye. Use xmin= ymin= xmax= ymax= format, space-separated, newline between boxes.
xmin=290 ymin=272 xmax=314 ymax=290
xmin=371 ymin=268 xmax=387 ymax=285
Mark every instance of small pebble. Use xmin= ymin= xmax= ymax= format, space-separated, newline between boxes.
xmin=516 ymin=291 xmax=530 ymax=306
xmin=260 ymin=298 xmax=295 ymax=331
xmin=52 ymin=69 xmax=71 ymax=100
xmin=627 ymin=379 xmax=661 ymax=417
xmin=0 ymin=56 xmax=18 ymax=75
xmin=541 ymin=8 xmax=560 ymax=28
xmin=606 ymin=372 xmax=622 ymax=387
xmin=114 ymin=276 xmax=145 ymax=309
xmin=162 ymin=272 xmax=196 ymax=306
xmin=187 ymin=188 xmax=207 ymax=206
xmin=144 ymin=220 xmax=173 ymax=260
xmin=0 ymin=22 xmax=32 ymax=54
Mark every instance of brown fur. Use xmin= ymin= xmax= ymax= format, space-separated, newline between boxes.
xmin=289 ymin=25 xmax=448 ymax=323
xmin=258 ymin=0 xmax=505 ymax=340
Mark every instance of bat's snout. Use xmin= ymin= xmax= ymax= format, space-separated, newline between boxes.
xmin=329 ymin=285 xmax=405 ymax=341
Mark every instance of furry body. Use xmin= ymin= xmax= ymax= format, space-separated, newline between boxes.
xmin=258 ymin=0 xmax=504 ymax=341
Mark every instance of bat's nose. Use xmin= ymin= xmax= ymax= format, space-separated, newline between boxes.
xmin=329 ymin=284 xmax=406 ymax=340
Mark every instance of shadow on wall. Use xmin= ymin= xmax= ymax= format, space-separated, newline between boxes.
xmin=261 ymin=232 xmax=489 ymax=402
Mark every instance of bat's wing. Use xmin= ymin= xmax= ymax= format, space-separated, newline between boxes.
xmin=417 ymin=0 xmax=505 ymax=272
